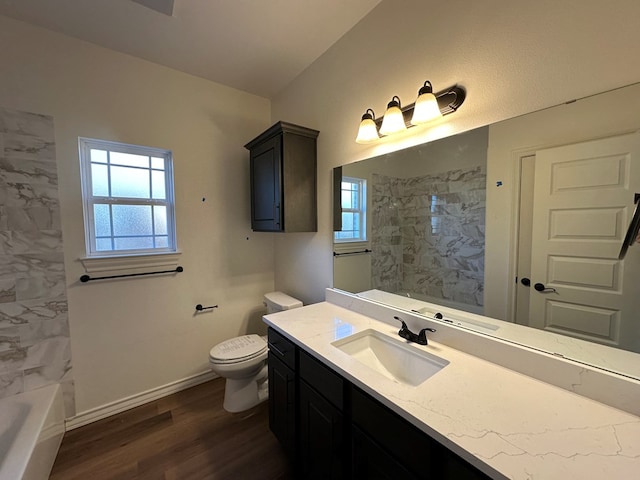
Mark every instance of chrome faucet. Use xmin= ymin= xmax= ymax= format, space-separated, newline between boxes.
xmin=393 ymin=316 xmax=436 ymax=346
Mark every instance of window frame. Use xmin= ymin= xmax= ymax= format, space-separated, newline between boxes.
xmin=334 ymin=176 xmax=367 ymax=243
xmin=78 ymin=137 xmax=177 ymax=258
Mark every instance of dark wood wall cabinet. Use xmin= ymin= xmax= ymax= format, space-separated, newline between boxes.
xmin=267 ymin=327 xmax=492 ymax=480
xmin=245 ymin=122 xmax=319 ymax=232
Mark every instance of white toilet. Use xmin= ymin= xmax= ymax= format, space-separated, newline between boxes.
xmin=208 ymin=291 xmax=303 ymax=413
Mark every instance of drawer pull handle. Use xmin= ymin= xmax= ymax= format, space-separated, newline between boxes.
xmin=270 ymin=343 xmax=287 ymax=357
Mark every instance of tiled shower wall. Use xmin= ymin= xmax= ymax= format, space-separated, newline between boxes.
xmin=371 ymin=166 xmax=486 ymax=309
xmin=0 ymin=107 xmax=73 ymax=414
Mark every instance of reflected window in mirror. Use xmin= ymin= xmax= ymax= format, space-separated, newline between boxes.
xmin=335 ymin=176 xmax=367 ymax=243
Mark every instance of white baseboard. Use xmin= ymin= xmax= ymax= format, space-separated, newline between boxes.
xmin=65 ymin=370 xmax=219 ymax=430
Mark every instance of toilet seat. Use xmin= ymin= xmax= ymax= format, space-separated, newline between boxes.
xmin=209 ymin=334 xmax=267 ymax=365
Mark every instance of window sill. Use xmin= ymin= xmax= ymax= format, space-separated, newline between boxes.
xmin=79 ymin=251 xmax=182 ymax=275
xmin=333 ymin=241 xmax=369 ymax=254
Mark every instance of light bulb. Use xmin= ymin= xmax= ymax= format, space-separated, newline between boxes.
xmin=411 ymin=81 xmax=442 ymax=125
xmin=379 ymin=96 xmax=407 ymax=136
xmin=355 ymin=109 xmax=379 ymax=144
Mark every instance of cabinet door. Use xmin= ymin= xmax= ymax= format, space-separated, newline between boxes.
xmin=352 ymin=386 xmax=491 ymax=480
xmin=352 ymin=426 xmax=417 ymax=480
xmin=299 ymin=380 xmax=345 ymax=479
xmin=268 ymin=353 xmax=296 ymax=458
xmin=250 ymin=135 xmax=282 ymax=231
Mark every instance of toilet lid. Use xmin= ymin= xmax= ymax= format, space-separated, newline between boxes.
xmin=209 ymin=334 xmax=267 ymax=363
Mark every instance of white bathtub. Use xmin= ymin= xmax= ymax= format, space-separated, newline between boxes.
xmin=0 ymin=384 xmax=65 ymax=480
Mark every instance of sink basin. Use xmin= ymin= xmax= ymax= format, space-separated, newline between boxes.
xmin=331 ymin=329 xmax=449 ymax=386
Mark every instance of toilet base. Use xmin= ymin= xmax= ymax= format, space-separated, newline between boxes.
xmin=222 ymin=365 xmax=269 ymax=413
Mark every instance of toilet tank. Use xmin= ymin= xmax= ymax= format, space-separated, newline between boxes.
xmin=264 ymin=291 xmax=303 ymax=314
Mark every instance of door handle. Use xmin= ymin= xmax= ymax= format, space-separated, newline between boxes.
xmin=520 ymin=277 xmax=531 ymax=287
xmin=534 ymin=282 xmax=557 ymax=293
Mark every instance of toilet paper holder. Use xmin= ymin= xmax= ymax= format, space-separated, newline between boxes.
xmin=195 ymin=304 xmax=218 ymax=312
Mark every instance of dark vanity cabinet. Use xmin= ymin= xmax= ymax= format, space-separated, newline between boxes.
xmin=267 ymin=329 xmax=297 ymax=458
xmin=244 ymin=122 xmax=319 ymax=232
xmin=266 ymin=327 xmax=491 ymax=480
xmin=298 ymin=350 xmax=347 ymax=479
xmin=351 ymin=386 xmax=490 ymax=479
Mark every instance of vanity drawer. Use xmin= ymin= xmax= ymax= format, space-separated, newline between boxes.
xmin=268 ymin=328 xmax=296 ymax=370
xmin=299 ymin=349 xmax=344 ymax=410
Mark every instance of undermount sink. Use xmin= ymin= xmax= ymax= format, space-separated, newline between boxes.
xmin=331 ymin=329 xmax=449 ymax=386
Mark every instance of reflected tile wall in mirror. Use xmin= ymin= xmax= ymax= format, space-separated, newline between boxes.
xmin=0 ymin=107 xmax=73 ymax=415
xmin=371 ymin=165 xmax=486 ymax=311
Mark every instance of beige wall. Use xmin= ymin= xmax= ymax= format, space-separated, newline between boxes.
xmin=0 ymin=16 xmax=274 ymax=414
xmin=271 ymin=0 xmax=640 ymax=305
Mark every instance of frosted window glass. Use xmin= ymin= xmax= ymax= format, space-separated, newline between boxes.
xmin=110 ymin=151 xmax=149 ymax=168
xmin=91 ymin=149 xmax=107 ymax=164
xmin=152 ymin=170 xmax=166 ymax=199
xmin=112 ymin=205 xmax=152 ymax=236
xmin=154 ymin=206 xmax=167 ymax=234
xmin=93 ymin=204 xmax=111 ymax=236
xmin=96 ymin=238 xmax=113 ymax=251
xmin=351 ymin=190 xmax=359 ymax=208
xmin=151 ymin=157 xmax=165 ymax=170
xmin=91 ymin=164 xmax=109 ymax=196
xmin=335 ymin=177 xmax=366 ymax=243
xmin=80 ymin=138 xmax=176 ymax=256
xmin=114 ymin=237 xmax=154 ymax=250
xmin=342 ymin=191 xmax=353 ymax=209
xmin=342 ymin=213 xmax=354 ymax=230
xmin=155 ymin=236 xmax=168 ymax=248
xmin=111 ymin=166 xmax=150 ymax=198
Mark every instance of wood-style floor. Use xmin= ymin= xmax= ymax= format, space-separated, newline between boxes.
xmin=50 ymin=378 xmax=293 ymax=480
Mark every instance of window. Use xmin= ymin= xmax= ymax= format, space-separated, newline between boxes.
xmin=79 ymin=138 xmax=176 ymax=257
xmin=334 ymin=176 xmax=366 ymax=242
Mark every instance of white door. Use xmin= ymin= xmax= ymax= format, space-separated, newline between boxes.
xmin=529 ymin=132 xmax=640 ymax=351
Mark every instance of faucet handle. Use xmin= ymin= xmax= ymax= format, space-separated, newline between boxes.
xmin=393 ymin=316 xmax=408 ymax=331
xmin=394 ymin=316 xmax=413 ymax=342
xmin=416 ymin=327 xmax=436 ymax=345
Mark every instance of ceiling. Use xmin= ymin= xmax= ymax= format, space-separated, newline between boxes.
xmin=0 ymin=0 xmax=381 ymax=98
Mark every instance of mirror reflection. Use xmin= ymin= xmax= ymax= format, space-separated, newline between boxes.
xmin=333 ymin=82 xmax=640 ymax=378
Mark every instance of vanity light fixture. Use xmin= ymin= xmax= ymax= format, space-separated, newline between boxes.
xmin=355 ymin=108 xmax=380 ymax=144
xmin=355 ymin=81 xmax=466 ymax=144
xmin=411 ymin=81 xmax=442 ymax=125
xmin=379 ymin=96 xmax=407 ymax=136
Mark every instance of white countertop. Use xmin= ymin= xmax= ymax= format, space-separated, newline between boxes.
xmin=264 ymin=302 xmax=640 ymax=480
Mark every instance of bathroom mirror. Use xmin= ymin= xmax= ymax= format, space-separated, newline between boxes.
xmin=333 ymin=82 xmax=640 ymax=380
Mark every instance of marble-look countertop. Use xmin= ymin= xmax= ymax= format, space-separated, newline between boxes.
xmin=264 ymin=302 xmax=640 ymax=480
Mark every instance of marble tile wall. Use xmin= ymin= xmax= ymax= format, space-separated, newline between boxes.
xmin=0 ymin=107 xmax=73 ymax=415
xmin=371 ymin=166 xmax=486 ymax=309
xmin=370 ymin=175 xmax=403 ymax=293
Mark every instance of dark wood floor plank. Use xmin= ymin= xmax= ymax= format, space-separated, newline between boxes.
xmin=52 ymin=410 xmax=174 ymax=472
xmin=137 ymin=404 xmax=273 ymax=475
xmin=50 ymin=378 xmax=292 ymax=479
